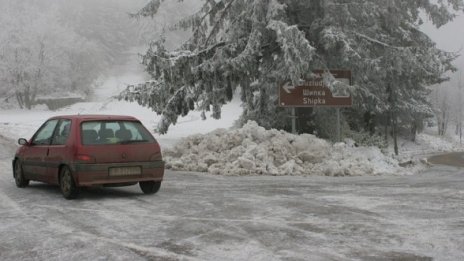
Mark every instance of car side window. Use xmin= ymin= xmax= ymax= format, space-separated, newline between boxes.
xmin=52 ymin=119 xmax=72 ymax=145
xmin=32 ymin=119 xmax=59 ymax=145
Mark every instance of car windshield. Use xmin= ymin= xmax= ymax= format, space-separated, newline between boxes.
xmin=81 ymin=120 xmax=155 ymax=145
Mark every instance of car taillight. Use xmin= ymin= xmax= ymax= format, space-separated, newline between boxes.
xmin=150 ymin=142 xmax=162 ymax=161
xmin=150 ymin=151 xmax=162 ymax=161
xmin=150 ymin=144 xmax=163 ymax=161
xmin=76 ymin=154 xmax=96 ymax=163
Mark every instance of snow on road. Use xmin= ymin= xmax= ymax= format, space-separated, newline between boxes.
xmin=1 ymin=50 xmax=464 ymax=260
xmin=1 ymin=135 xmax=464 ymax=260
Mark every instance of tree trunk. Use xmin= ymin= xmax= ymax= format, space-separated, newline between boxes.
xmin=384 ymin=114 xmax=389 ymax=142
xmin=15 ymin=91 xmax=24 ymax=109
xmin=442 ymin=110 xmax=446 ymax=136
xmin=392 ymin=114 xmax=398 ymax=156
xmin=411 ymin=122 xmax=417 ymax=142
xmin=459 ymin=122 xmax=463 ymax=144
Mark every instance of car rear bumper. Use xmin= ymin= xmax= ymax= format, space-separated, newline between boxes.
xmin=71 ymin=161 xmax=164 ymax=187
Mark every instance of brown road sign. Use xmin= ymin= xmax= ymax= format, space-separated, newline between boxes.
xmin=278 ymin=70 xmax=352 ymax=108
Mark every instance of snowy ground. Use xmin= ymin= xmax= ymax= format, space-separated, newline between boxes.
xmin=2 ymin=100 xmax=458 ymax=177
xmin=1 ymin=135 xmax=464 ymax=260
xmin=2 ymin=88 xmax=462 ymax=178
xmin=1 ymin=51 xmax=462 ymax=177
xmin=2 ymin=54 xmax=464 ymax=260
xmin=0 ymin=54 xmax=242 ymax=149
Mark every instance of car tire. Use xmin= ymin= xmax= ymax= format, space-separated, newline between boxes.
xmin=139 ymin=181 xmax=161 ymax=194
xmin=14 ymin=160 xmax=29 ymax=188
xmin=60 ymin=166 xmax=79 ymax=199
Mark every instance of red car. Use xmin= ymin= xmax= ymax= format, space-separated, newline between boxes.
xmin=12 ymin=115 xmax=164 ymax=199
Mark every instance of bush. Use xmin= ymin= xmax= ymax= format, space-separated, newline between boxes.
xmin=346 ymin=130 xmax=388 ymax=148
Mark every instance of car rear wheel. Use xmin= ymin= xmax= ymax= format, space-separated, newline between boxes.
xmin=139 ymin=181 xmax=161 ymax=194
xmin=60 ymin=166 xmax=79 ymax=199
xmin=14 ymin=160 xmax=29 ymax=188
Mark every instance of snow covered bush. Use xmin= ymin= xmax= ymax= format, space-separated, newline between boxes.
xmin=163 ymin=121 xmax=406 ymax=176
xmin=346 ymin=130 xmax=388 ymax=149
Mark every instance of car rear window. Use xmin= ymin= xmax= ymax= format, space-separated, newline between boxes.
xmin=81 ymin=120 xmax=155 ymax=145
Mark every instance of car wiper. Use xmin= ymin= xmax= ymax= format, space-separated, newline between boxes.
xmin=119 ymin=140 xmax=149 ymax=144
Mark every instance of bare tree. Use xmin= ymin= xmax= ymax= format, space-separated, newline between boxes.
xmin=456 ymin=73 xmax=463 ymax=143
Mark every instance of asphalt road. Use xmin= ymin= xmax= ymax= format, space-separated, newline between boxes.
xmin=1 ymin=137 xmax=463 ymax=260
xmin=428 ymin=152 xmax=464 ymax=168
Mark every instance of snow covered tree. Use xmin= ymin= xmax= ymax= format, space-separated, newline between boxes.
xmin=121 ymin=0 xmax=463 ymax=134
xmin=0 ymin=0 xmax=105 ymax=109
xmin=0 ymin=0 xmax=151 ymax=109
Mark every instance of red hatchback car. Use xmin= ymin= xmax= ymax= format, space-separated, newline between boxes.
xmin=12 ymin=115 xmax=164 ymax=199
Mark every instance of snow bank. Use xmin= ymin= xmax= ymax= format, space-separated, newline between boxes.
xmin=164 ymin=121 xmax=407 ymax=176
xmin=414 ymin=133 xmax=462 ymax=152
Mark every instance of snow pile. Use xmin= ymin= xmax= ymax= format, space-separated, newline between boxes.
xmin=391 ymin=131 xmax=464 ymax=165
xmin=414 ymin=133 xmax=462 ymax=152
xmin=164 ymin=121 xmax=406 ymax=176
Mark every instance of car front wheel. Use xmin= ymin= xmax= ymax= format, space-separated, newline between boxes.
xmin=60 ymin=166 xmax=79 ymax=199
xmin=139 ymin=181 xmax=161 ymax=194
xmin=14 ymin=160 xmax=29 ymax=188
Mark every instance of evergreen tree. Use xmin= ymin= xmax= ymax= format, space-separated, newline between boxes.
xmin=122 ymin=0 xmax=463 ymax=134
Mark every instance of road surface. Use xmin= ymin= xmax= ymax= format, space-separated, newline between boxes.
xmin=428 ymin=152 xmax=464 ymax=168
xmin=1 ymin=136 xmax=463 ymax=260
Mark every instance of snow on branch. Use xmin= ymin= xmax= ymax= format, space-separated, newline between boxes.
xmin=351 ymin=31 xmax=405 ymax=50
xmin=204 ymin=0 xmax=237 ymax=48
xmin=157 ymin=85 xmax=189 ymax=134
xmin=268 ymin=20 xmax=315 ymax=84
xmin=150 ymin=41 xmax=227 ymax=62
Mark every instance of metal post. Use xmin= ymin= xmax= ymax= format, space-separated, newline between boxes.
xmin=291 ymin=107 xmax=297 ymax=134
xmin=336 ymin=108 xmax=341 ymax=142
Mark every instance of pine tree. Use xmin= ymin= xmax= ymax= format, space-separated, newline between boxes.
xmin=121 ymin=0 xmax=463 ymax=134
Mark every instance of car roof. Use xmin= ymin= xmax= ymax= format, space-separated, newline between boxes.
xmin=49 ymin=115 xmax=139 ymax=121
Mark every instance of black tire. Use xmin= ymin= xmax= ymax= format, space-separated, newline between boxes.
xmin=59 ymin=166 xmax=79 ymax=199
xmin=139 ymin=181 xmax=161 ymax=194
xmin=13 ymin=160 xmax=29 ymax=188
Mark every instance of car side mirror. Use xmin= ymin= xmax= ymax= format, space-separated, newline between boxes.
xmin=18 ymin=138 xmax=29 ymax=146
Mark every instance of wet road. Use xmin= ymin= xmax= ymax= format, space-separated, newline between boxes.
xmin=1 ymin=137 xmax=463 ymax=260
xmin=428 ymin=152 xmax=464 ymax=168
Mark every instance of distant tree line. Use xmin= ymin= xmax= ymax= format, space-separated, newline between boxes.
xmin=0 ymin=0 xmax=148 ymax=109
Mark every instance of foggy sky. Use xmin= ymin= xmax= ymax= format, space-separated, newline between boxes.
xmin=422 ymin=14 xmax=464 ymax=84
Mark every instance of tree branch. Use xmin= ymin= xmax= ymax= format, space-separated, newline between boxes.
xmin=351 ymin=31 xmax=404 ymax=50
xmin=204 ymin=0 xmax=237 ymax=48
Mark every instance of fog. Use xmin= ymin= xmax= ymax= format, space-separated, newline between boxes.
xmin=423 ymin=13 xmax=464 ymax=84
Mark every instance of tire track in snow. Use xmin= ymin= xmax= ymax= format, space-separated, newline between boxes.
xmin=37 ymin=210 xmax=201 ymax=261
xmin=0 ymin=178 xmax=26 ymax=217
xmin=6 ymin=200 xmax=200 ymax=260
xmin=34 ymin=204 xmax=327 ymax=261
xmin=0 ymin=191 xmax=25 ymax=216
xmin=33 ymin=204 xmax=355 ymax=226
xmin=73 ymin=232 xmax=201 ymax=261
xmin=0 ymin=134 xmax=31 ymax=217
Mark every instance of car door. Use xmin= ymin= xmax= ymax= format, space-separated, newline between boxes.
xmin=22 ymin=119 xmax=59 ymax=182
xmin=45 ymin=119 xmax=72 ymax=184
